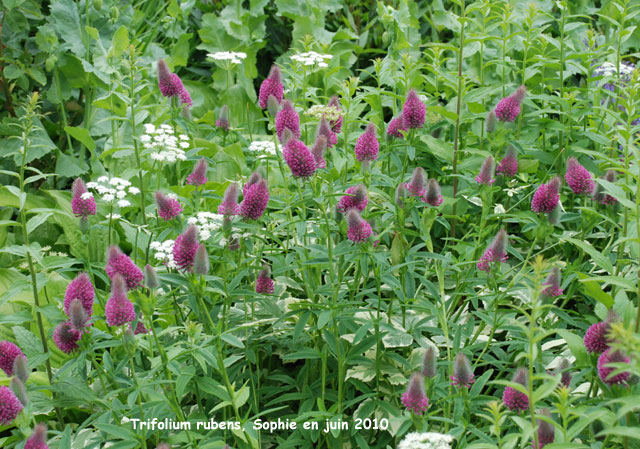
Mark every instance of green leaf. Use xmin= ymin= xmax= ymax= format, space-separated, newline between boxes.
xmin=12 ymin=326 xmax=44 ymax=356
xmin=563 ymin=237 xmax=614 ymax=274
xmin=55 ymin=152 xmax=87 ymax=178
xmin=49 ymin=0 xmax=85 ymax=57
xmin=64 ymin=126 xmax=96 ymax=153
xmin=556 ymin=329 xmax=588 ymax=366
xmin=419 ymin=134 xmax=452 ymax=163
xmin=577 ymin=273 xmax=614 ymax=308
xmin=596 ymin=426 xmax=640 ymax=440
xmin=221 ymin=333 xmax=245 ymax=348
xmin=110 ymin=26 xmax=129 ymax=59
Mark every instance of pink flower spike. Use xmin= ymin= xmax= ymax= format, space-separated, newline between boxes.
xmin=337 ymin=185 xmax=368 ymax=214
xmin=173 ymin=225 xmax=200 ymax=272
xmin=475 ymin=156 xmax=495 ymax=185
xmin=64 ymin=272 xmax=94 ymax=317
xmin=541 ymin=267 xmax=563 ymax=298
xmin=275 ymin=100 xmax=300 ymax=142
xmin=317 ymin=117 xmax=337 ymax=147
xmin=503 ymin=367 xmax=529 ymax=412
xmin=346 ymin=209 xmax=372 ymax=243
xmin=53 ymin=322 xmax=82 ymax=354
xmin=598 ymin=348 xmax=630 ymax=385
xmin=25 ymin=423 xmax=49 ymax=449
xmin=154 ymin=191 xmax=183 ymax=221
xmin=240 ymin=179 xmax=269 ymax=220
xmin=354 ymin=122 xmax=379 ymax=162
xmin=106 ymin=246 xmax=144 ymax=290
xmin=451 ymin=353 xmax=475 ymax=389
xmin=531 ymin=177 xmax=561 ymax=214
xmin=401 ymin=372 xmax=429 ymax=415
xmin=311 ymin=135 xmax=328 ymax=169
xmin=0 ymin=341 xmax=24 ymax=377
xmin=0 ymin=385 xmax=23 ymax=425
xmin=256 ymin=267 xmax=274 ymax=294
xmin=157 ymin=60 xmax=187 ymax=100
xmin=565 ymin=157 xmax=595 ymax=195
xmin=71 ymin=178 xmax=96 ymax=218
xmin=283 ymin=138 xmax=317 ymax=179
xmin=406 ymin=167 xmax=427 ymax=198
xmin=218 ymin=183 xmax=241 ymax=216
xmin=495 ymin=85 xmax=526 ymax=122
xmin=402 ymin=90 xmax=426 ymax=129
xmin=533 ymin=409 xmax=555 ymax=449
xmin=387 ymin=115 xmax=407 ymax=138
xmin=259 ymin=65 xmax=284 ymax=109
xmin=477 ymin=229 xmax=509 ymax=271
xmin=216 ymin=105 xmax=229 ymax=131
xmin=105 ymin=275 xmax=136 ymax=327
xmin=497 ymin=146 xmax=518 ymax=177
xmin=187 ymin=158 xmax=208 ymax=186
xmin=593 ymin=170 xmax=618 ymax=205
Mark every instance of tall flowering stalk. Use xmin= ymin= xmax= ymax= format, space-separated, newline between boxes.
xmin=129 ymin=48 xmax=147 ymax=224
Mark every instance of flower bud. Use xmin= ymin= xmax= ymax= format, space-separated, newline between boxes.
xmin=12 ymin=355 xmax=29 ymax=384
xmin=193 ymin=245 xmax=209 ymax=275
xmin=10 ymin=377 xmax=28 ymax=406
xmin=486 ymin=110 xmax=497 ymax=133
xmin=144 ymin=264 xmax=159 ymax=289
xmin=422 ymin=346 xmax=437 ymax=379
xmin=267 ymin=95 xmax=280 ymax=117
xmin=69 ymin=298 xmax=89 ymax=331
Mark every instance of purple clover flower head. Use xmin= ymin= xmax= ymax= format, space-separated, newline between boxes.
xmin=105 ymin=274 xmax=136 ymax=327
xmin=71 ymin=178 xmax=96 ymax=218
xmin=593 ymin=170 xmax=618 ymax=205
xmin=475 ymin=156 xmax=495 ymax=185
xmin=423 ymin=179 xmax=443 ymax=206
xmin=497 ymin=146 xmax=518 ymax=177
xmin=422 ymin=346 xmax=437 ymax=379
xmin=187 ymin=158 xmax=208 ymax=186
xmin=216 ymin=105 xmax=229 ymax=131
xmin=193 ymin=245 xmax=209 ymax=275
xmin=311 ymin=135 xmax=327 ymax=169
xmin=401 ymin=372 xmax=429 ymax=415
xmin=495 ymin=85 xmax=526 ymax=122
xmin=106 ymin=246 xmax=144 ymax=290
xmin=565 ymin=157 xmax=594 ymax=195
xmin=240 ymin=178 xmax=269 ymax=220
xmin=173 ymin=225 xmax=200 ymax=271
xmin=503 ymin=367 xmax=529 ymax=412
xmin=157 ymin=60 xmax=183 ymax=98
xmin=275 ymin=100 xmax=300 ymax=142
xmin=328 ymin=96 xmax=342 ymax=133
xmin=0 ymin=386 xmax=23 ymax=425
xmin=531 ymin=177 xmax=561 ymax=214
xmin=346 ymin=209 xmax=372 ymax=243
xmin=584 ymin=313 xmax=619 ymax=354
xmin=63 ymin=272 xmax=94 ymax=320
xmin=598 ymin=348 xmax=630 ymax=385
xmin=0 ymin=341 xmax=24 ymax=377
xmin=354 ymin=123 xmax=379 ymax=162
xmin=53 ymin=321 xmax=81 ymax=354
xmin=256 ymin=267 xmax=274 ymax=294
xmin=406 ymin=167 xmax=427 ymax=197
xmin=451 ymin=353 xmax=475 ymax=389
xmin=283 ymin=138 xmax=317 ymax=179
xmin=154 ymin=191 xmax=183 ymax=221
xmin=259 ymin=65 xmax=284 ymax=109
xmin=12 ymin=355 xmax=29 ymax=384
xmin=180 ymin=88 xmax=192 ymax=107
xmin=132 ymin=319 xmax=148 ymax=335
xmin=541 ymin=267 xmax=563 ymax=298
xmin=533 ymin=409 xmax=555 ymax=449
xmin=68 ymin=299 xmax=89 ymax=332
xmin=402 ymin=90 xmax=426 ymax=129
xmin=25 ymin=423 xmax=49 ymax=449
xmin=387 ymin=115 xmax=407 ymax=138
xmin=317 ymin=117 xmax=337 ymax=147
xmin=477 ymin=229 xmax=509 ymax=271
xmin=486 ymin=110 xmax=497 ymax=133
xmin=337 ymin=185 xmax=368 ymax=214
xmin=218 ymin=183 xmax=241 ymax=216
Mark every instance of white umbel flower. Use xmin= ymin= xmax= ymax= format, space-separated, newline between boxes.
xmin=291 ymin=51 xmax=332 ymax=67
xmin=397 ymin=432 xmax=454 ymax=449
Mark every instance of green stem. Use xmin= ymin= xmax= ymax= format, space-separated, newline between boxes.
xmin=451 ymin=0 xmax=466 ymax=238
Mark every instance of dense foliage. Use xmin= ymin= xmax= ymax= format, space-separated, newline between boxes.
xmin=1 ymin=0 xmax=640 ymax=448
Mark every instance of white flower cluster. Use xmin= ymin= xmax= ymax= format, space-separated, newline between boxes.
xmin=247 ymin=140 xmax=277 ymax=157
xmin=594 ymin=61 xmax=635 ymax=80
xmin=150 ymin=240 xmax=177 ymax=269
xmin=187 ymin=212 xmax=224 ymax=240
xmin=208 ymin=51 xmax=247 ymax=64
xmin=291 ymin=51 xmax=332 ymax=68
xmin=397 ymin=432 xmax=454 ymax=449
xmin=141 ymin=124 xmax=189 ymax=163
xmin=304 ymin=104 xmax=342 ymax=122
xmin=86 ymin=176 xmax=140 ymax=208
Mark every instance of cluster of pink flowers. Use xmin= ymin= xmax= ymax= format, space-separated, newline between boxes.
xmin=155 ymin=191 xmax=183 ymax=221
xmin=493 ymin=86 xmax=527 ymax=122
xmin=387 ymin=90 xmax=426 ymax=138
xmin=256 ymin=266 xmax=275 ymax=294
xmin=157 ymin=59 xmax=192 ymax=107
xmin=477 ymin=229 xmax=509 ymax=271
xmin=54 ymin=272 xmax=95 ymax=354
xmin=0 ymin=341 xmax=29 ymax=426
xmin=403 ymin=167 xmax=444 ymax=207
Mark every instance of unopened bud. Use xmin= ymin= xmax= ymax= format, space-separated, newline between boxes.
xmin=194 ymin=245 xmax=209 ymax=275
xmin=10 ymin=377 xmax=28 ymax=406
